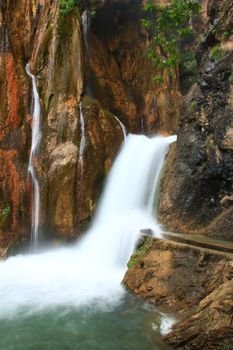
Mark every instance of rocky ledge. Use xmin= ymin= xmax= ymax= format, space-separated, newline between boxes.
xmin=123 ymin=237 xmax=233 ymax=349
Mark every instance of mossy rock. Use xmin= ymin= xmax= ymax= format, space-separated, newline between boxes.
xmin=127 ymin=237 xmax=153 ymax=269
xmin=0 ymin=205 xmax=11 ymax=228
xmin=82 ymin=95 xmax=100 ymax=107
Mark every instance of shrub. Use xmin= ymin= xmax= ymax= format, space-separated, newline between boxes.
xmin=141 ymin=0 xmax=200 ymax=78
xmin=210 ymin=45 xmax=224 ymax=61
xmin=58 ymin=0 xmax=78 ymax=15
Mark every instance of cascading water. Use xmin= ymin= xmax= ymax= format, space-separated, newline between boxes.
xmin=0 ymin=134 xmax=176 ymax=349
xmin=78 ymin=102 xmax=86 ymax=176
xmin=25 ymin=64 xmax=42 ymax=249
xmin=81 ymin=9 xmax=89 ymax=55
xmin=0 ymin=133 xmax=175 ymax=313
xmin=114 ymin=115 xmax=127 ymax=140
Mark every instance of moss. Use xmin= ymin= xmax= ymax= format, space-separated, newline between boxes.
xmin=82 ymin=95 xmax=99 ymax=107
xmin=57 ymin=13 xmax=74 ymax=37
xmin=229 ymin=73 xmax=233 ymax=85
xmin=222 ymin=31 xmax=232 ymax=41
xmin=210 ymin=45 xmax=224 ymax=61
xmin=127 ymin=238 xmax=153 ymax=269
xmin=0 ymin=205 xmax=11 ymax=227
xmin=189 ymin=100 xmax=197 ymax=113
xmin=58 ymin=0 xmax=79 ymax=16
xmin=205 ymin=135 xmax=216 ymax=151
xmin=90 ymin=10 xmax=96 ymax=17
xmin=224 ymin=344 xmax=233 ymax=350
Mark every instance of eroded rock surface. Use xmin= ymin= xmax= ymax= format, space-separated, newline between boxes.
xmin=0 ymin=0 xmax=39 ymax=246
xmin=123 ymin=237 xmax=233 ymax=349
xmin=124 ymin=238 xmax=232 ymax=311
xmin=165 ymin=280 xmax=233 ymax=349
xmin=89 ymin=0 xmax=181 ymax=135
xmin=159 ymin=0 xmax=233 ymax=239
xmin=0 ymin=0 xmax=182 ymax=245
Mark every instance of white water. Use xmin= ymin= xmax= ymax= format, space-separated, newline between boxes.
xmin=25 ymin=64 xmax=42 ymax=249
xmin=0 ymin=134 xmax=176 ymax=331
xmin=81 ymin=10 xmax=89 ymax=54
xmin=114 ymin=115 xmax=127 ymax=140
xmin=78 ymin=102 xmax=86 ymax=176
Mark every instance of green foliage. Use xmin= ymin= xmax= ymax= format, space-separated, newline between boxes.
xmin=58 ymin=0 xmax=78 ymax=15
xmin=180 ymin=50 xmax=198 ymax=93
xmin=90 ymin=10 xmax=96 ymax=17
xmin=229 ymin=73 xmax=233 ymax=84
xmin=142 ymin=0 xmax=200 ymax=77
xmin=210 ymin=45 xmax=224 ymax=61
xmin=1 ymin=205 xmax=10 ymax=217
xmin=222 ymin=30 xmax=233 ymax=41
xmin=189 ymin=99 xmax=197 ymax=113
xmin=127 ymin=238 xmax=153 ymax=269
xmin=153 ymin=75 xmax=164 ymax=84
xmin=0 ymin=205 xmax=11 ymax=225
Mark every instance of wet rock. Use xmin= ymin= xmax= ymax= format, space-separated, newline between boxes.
xmin=89 ymin=0 xmax=181 ymax=135
xmin=159 ymin=0 xmax=233 ymax=240
xmin=165 ymin=279 xmax=233 ymax=349
xmin=140 ymin=228 xmax=153 ymax=236
xmin=124 ymin=237 xmax=233 ymax=348
xmin=0 ymin=0 xmax=38 ymax=241
xmin=124 ymin=238 xmax=232 ymax=312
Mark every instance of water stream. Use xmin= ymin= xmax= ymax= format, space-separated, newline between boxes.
xmin=78 ymin=102 xmax=86 ymax=177
xmin=81 ymin=9 xmax=89 ymax=56
xmin=114 ymin=115 xmax=127 ymax=140
xmin=25 ymin=64 xmax=42 ymax=249
xmin=0 ymin=134 xmax=176 ymax=349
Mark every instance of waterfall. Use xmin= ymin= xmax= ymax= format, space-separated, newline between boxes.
xmin=78 ymin=102 xmax=86 ymax=176
xmin=81 ymin=9 xmax=89 ymax=55
xmin=141 ymin=114 xmax=144 ymax=134
xmin=25 ymin=64 xmax=42 ymax=249
xmin=114 ymin=115 xmax=127 ymax=140
xmin=0 ymin=134 xmax=176 ymax=319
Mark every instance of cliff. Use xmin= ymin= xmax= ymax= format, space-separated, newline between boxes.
xmin=0 ymin=0 xmax=181 ymax=249
xmin=124 ymin=236 xmax=233 ymax=349
xmin=159 ymin=0 xmax=233 ymax=240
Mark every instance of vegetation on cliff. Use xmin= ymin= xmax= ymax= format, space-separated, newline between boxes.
xmin=58 ymin=0 xmax=78 ymax=15
xmin=142 ymin=0 xmax=200 ymax=80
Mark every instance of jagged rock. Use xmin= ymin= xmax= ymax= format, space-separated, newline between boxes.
xmin=89 ymin=0 xmax=181 ymax=135
xmin=124 ymin=237 xmax=233 ymax=349
xmin=165 ymin=279 xmax=233 ymax=349
xmin=0 ymin=0 xmax=182 ymax=245
xmin=159 ymin=0 xmax=233 ymax=240
xmin=140 ymin=228 xmax=153 ymax=236
xmin=124 ymin=238 xmax=232 ymax=311
xmin=0 ymin=0 xmax=39 ymax=239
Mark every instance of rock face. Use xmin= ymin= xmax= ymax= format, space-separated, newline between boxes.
xmin=28 ymin=2 xmax=123 ymax=238
xmin=123 ymin=237 xmax=233 ymax=349
xmin=0 ymin=0 xmax=181 ymax=247
xmin=0 ymin=0 xmax=39 ymax=249
xmin=165 ymin=280 xmax=233 ymax=349
xmin=159 ymin=0 xmax=233 ymax=239
xmin=124 ymin=238 xmax=232 ymax=311
xmin=89 ymin=0 xmax=181 ymax=135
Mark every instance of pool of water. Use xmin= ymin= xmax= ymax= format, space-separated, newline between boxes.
xmin=0 ymin=294 xmax=171 ymax=350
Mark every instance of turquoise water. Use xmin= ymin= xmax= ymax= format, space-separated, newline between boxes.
xmin=0 ymin=294 xmax=170 ymax=350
